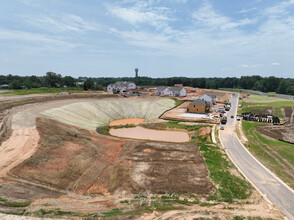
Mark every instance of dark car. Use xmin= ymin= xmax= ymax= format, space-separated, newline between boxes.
xmin=231 ymin=115 xmax=234 ymax=118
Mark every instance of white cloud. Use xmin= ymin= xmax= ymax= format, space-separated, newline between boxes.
xmin=21 ymin=14 xmax=100 ymax=33
xmin=240 ymin=64 xmax=263 ymax=68
xmin=108 ymin=2 xmax=173 ymax=30
xmin=271 ymin=62 xmax=281 ymax=66
xmin=263 ymin=0 xmax=294 ymax=18
xmin=18 ymin=0 xmax=40 ymax=8
xmin=0 ymin=29 xmax=80 ymax=51
xmin=192 ymin=0 xmax=256 ymax=30
xmin=238 ymin=7 xmax=257 ymax=14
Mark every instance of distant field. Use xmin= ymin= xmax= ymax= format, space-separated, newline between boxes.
xmin=0 ymin=87 xmax=100 ymax=96
xmin=242 ymin=121 xmax=294 ymax=189
xmin=243 ymin=94 xmax=288 ymax=103
xmin=240 ymin=94 xmax=294 ymax=118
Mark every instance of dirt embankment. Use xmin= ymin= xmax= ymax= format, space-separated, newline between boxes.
xmin=109 ymin=118 xmax=145 ymax=126
xmin=0 ymin=109 xmax=12 ymax=146
xmin=8 ymin=118 xmax=213 ymax=196
xmin=256 ymin=107 xmax=294 ymax=143
xmin=0 ymin=94 xmax=117 ymax=144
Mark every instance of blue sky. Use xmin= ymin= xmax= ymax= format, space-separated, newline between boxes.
xmin=0 ymin=0 xmax=294 ymax=78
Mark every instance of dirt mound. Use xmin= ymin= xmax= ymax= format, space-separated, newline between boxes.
xmin=283 ymin=107 xmax=294 ymax=124
xmin=256 ymin=125 xmax=294 ymax=144
xmin=198 ymin=126 xmax=211 ymax=137
xmin=10 ymin=118 xmax=213 ymax=195
xmin=126 ymin=142 xmax=214 ymax=194
xmin=10 ymin=118 xmax=125 ymax=194
xmin=249 ymin=107 xmax=273 ymax=115
xmin=109 ymin=118 xmax=144 ymax=126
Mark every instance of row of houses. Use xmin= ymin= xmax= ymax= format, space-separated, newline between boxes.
xmin=155 ymin=87 xmax=186 ymax=97
xmin=188 ymin=94 xmax=216 ymax=113
xmin=107 ymin=81 xmax=136 ymax=93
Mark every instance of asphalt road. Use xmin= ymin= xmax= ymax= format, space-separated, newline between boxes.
xmin=220 ymin=93 xmax=294 ymax=219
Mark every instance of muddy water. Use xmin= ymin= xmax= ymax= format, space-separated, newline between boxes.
xmin=109 ymin=126 xmax=190 ymax=142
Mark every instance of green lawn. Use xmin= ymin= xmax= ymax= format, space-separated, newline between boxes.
xmin=242 ymin=121 xmax=294 ymax=189
xmin=241 ymin=99 xmax=294 ymax=118
xmin=242 ymin=94 xmax=287 ymax=103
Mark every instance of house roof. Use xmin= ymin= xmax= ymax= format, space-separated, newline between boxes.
xmin=207 ymin=94 xmax=216 ymax=99
xmin=115 ymin=81 xmax=135 ymax=87
xmin=156 ymin=86 xmax=168 ymax=91
xmin=169 ymin=87 xmax=184 ymax=92
xmin=108 ymin=81 xmax=136 ymax=88
xmin=190 ymin=99 xmax=208 ymax=105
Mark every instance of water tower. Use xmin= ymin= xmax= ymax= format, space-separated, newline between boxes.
xmin=135 ymin=68 xmax=139 ymax=78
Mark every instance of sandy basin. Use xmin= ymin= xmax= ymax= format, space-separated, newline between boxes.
xmin=109 ymin=118 xmax=144 ymax=126
xmin=109 ymin=126 xmax=190 ymax=142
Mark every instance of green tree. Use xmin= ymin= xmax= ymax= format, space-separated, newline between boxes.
xmin=83 ymin=78 xmax=95 ymax=90
xmin=10 ymin=80 xmax=22 ymax=89
xmin=62 ymin=76 xmax=75 ymax=87
xmin=44 ymin=72 xmax=62 ymax=87
xmin=286 ymin=86 xmax=294 ymax=95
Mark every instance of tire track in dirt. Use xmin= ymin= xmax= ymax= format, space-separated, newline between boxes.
xmin=0 ymin=128 xmax=39 ymax=178
xmin=86 ymin=141 xmax=124 ymax=194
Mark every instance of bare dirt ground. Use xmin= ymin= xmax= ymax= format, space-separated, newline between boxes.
xmin=161 ymin=102 xmax=219 ymax=124
xmin=0 ymin=95 xmax=285 ymax=219
xmin=109 ymin=126 xmax=190 ymax=142
xmin=140 ymin=191 xmax=282 ymax=220
xmin=0 ymin=128 xmax=39 ymax=178
xmin=247 ymin=106 xmax=273 ymax=115
xmin=181 ymin=88 xmax=230 ymax=103
xmin=257 ymin=106 xmax=294 ymax=143
xmin=109 ymin=118 xmax=145 ymax=126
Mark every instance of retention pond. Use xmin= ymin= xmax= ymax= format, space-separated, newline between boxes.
xmin=109 ymin=126 xmax=190 ymax=142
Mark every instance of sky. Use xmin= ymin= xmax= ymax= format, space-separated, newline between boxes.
xmin=0 ymin=0 xmax=294 ymax=78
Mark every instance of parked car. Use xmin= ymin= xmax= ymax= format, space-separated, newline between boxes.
xmin=220 ymin=126 xmax=224 ymax=130
xmin=236 ymin=116 xmax=241 ymax=121
xmin=231 ymin=115 xmax=234 ymax=118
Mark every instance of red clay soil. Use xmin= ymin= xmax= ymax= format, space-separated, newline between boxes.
xmin=10 ymin=117 xmax=213 ymax=196
xmin=10 ymin=117 xmax=125 ymax=194
xmin=256 ymin=107 xmax=294 ymax=143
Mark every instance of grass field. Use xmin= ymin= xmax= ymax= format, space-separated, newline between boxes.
xmin=242 ymin=121 xmax=294 ymax=189
xmin=241 ymin=94 xmax=294 ymax=118
xmin=0 ymin=87 xmax=102 ymax=96
xmin=242 ymin=94 xmax=288 ymax=103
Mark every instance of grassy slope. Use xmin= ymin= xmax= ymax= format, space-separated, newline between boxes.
xmin=242 ymin=121 xmax=294 ymax=189
xmin=240 ymin=94 xmax=294 ymax=118
xmin=240 ymin=94 xmax=294 ymax=189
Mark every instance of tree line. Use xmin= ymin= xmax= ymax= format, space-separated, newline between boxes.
xmin=0 ymin=72 xmax=294 ymax=95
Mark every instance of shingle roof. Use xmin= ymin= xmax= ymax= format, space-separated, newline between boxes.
xmin=190 ymin=99 xmax=208 ymax=105
xmin=208 ymin=94 xmax=216 ymax=99
xmin=169 ymin=87 xmax=184 ymax=92
xmin=156 ymin=86 xmax=168 ymax=92
xmin=115 ymin=81 xmax=135 ymax=87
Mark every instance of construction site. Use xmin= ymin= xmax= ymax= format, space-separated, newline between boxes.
xmin=0 ymin=93 xmax=285 ymax=219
